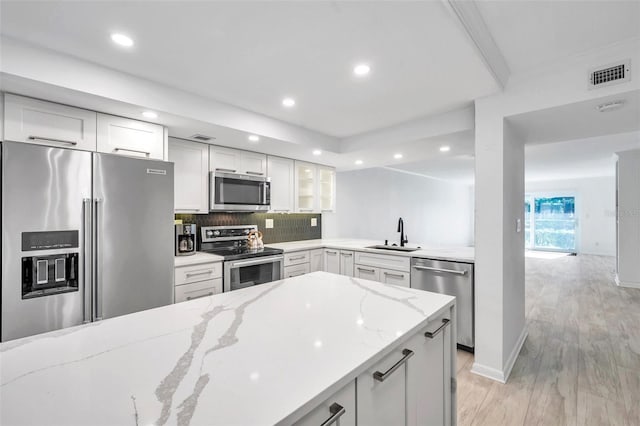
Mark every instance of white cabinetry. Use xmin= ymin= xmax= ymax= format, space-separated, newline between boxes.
xmin=354 ymin=251 xmax=410 ymax=287
xmin=294 ymin=380 xmax=356 ymax=426
xmin=294 ymin=162 xmax=337 ymax=213
xmin=310 ymin=249 xmax=324 ymax=272
xmin=324 ymin=249 xmax=354 ymax=276
xmin=4 ymin=94 xmax=97 ymax=151
xmin=317 ymin=166 xmax=336 ymax=212
xmin=168 ymin=138 xmax=209 ymax=213
xmin=295 ymin=161 xmax=317 ymax=212
xmin=210 ymin=146 xmax=266 ymax=176
xmin=174 ymin=261 xmax=223 ymax=303
xmin=97 ymin=113 xmax=164 ymax=160
xmin=357 ymin=312 xmax=453 ymax=426
xmin=616 ymin=149 xmax=640 ymax=288
xmin=284 ymin=263 xmax=311 ymax=278
xmin=267 ymin=156 xmax=295 ymax=212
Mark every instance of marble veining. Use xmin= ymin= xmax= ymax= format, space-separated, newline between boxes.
xmin=0 ymin=272 xmax=454 ymax=426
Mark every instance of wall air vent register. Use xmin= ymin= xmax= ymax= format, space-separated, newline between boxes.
xmin=589 ymin=60 xmax=631 ymax=89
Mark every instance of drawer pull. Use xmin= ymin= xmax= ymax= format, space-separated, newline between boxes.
xmin=320 ymin=403 xmax=345 ymax=426
xmin=246 ymin=171 xmax=264 ymax=176
xmin=357 ymin=267 xmax=375 ymax=273
xmin=289 ymin=256 xmax=306 ymax=261
xmin=185 ymin=270 xmax=214 ymax=277
xmin=288 ymin=272 xmax=305 ymax=278
xmin=186 ymin=292 xmax=214 ymax=301
xmin=216 ymin=168 xmax=237 ymax=173
xmin=341 ymin=252 xmax=353 ymax=257
xmin=326 ymin=251 xmax=338 ymax=255
xmin=28 ymin=135 xmax=78 ymax=146
xmin=114 ymin=147 xmax=150 ymax=157
xmin=424 ymin=319 xmax=450 ymax=339
xmin=373 ymin=349 xmax=414 ymax=382
xmin=413 ymin=265 xmax=467 ymax=275
xmin=383 ymin=272 xmax=404 ymax=279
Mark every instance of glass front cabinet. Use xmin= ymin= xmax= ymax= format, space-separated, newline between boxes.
xmin=295 ymin=161 xmax=336 ymax=213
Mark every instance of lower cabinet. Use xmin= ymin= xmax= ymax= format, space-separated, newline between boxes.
xmin=380 ymin=268 xmax=410 ymax=288
xmin=310 ymin=249 xmax=324 ymax=272
xmin=294 ymin=380 xmax=356 ymax=426
xmin=357 ymin=312 xmax=452 ymax=426
xmin=174 ymin=261 xmax=223 ymax=303
xmin=284 ymin=263 xmax=311 ymax=278
xmin=324 ymin=249 xmax=340 ymax=274
xmin=353 ymin=251 xmax=411 ymax=287
xmin=354 ymin=265 xmax=380 ymax=281
xmin=340 ymin=251 xmax=355 ymax=277
xmin=295 ymin=311 xmax=453 ymax=426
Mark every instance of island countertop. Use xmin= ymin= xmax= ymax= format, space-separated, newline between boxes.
xmin=0 ymin=272 xmax=454 ymax=426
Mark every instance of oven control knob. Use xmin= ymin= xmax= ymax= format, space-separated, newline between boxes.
xmin=213 ymin=230 xmax=221 ymax=236
xmin=244 ymin=229 xmax=250 ymax=235
xmin=206 ymin=230 xmax=214 ymax=238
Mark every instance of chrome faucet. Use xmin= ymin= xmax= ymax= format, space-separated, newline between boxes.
xmin=397 ymin=217 xmax=408 ymax=247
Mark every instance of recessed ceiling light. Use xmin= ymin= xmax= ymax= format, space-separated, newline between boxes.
xmin=439 ymin=146 xmax=451 ymax=152
xmin=282 ymin=97 xmax=296 ymax=107
xmin=394 ymin=153 xmax=403 ymax=159
xmin=353 ymin=64 xmax=371 ymax=76
xmin=142 ymin=111 xmax=157 ymax=119
xmin=355 ymin=159 xmax=363 ymax=165
xmin=248 ymin=135 xmax=260 ymax=142
xmin=110 ymin=33 xmax=134 ymax=47
xmin=312 ymin=149 xmax=322 ymax=156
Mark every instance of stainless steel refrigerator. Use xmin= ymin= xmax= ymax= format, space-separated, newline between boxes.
xmin=1 ymin=141 xmax=174 ymax=342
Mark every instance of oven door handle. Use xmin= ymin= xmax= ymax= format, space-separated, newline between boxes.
xmin=229 ymin=255 xmax=284 ymax=268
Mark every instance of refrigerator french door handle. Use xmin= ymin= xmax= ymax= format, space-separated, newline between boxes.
xmin=82 ymin=198 xmax=92 ymax=324
xmin=93 ymin=198 xmax=103 ymax=321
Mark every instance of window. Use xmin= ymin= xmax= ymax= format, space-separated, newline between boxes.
xmin=525 ymin=194 xmax=577 ymax=252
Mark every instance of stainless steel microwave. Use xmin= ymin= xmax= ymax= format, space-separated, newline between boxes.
xmin=210 ymin=171 xmax=271 ymax=211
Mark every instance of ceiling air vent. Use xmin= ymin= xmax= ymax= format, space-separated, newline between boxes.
xmin=589 ymin=60 xmax=631 ymax=89
xmin=189 ymin=134 xmax=215 ymax=142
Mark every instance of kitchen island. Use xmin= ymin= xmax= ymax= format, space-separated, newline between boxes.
xmin=0 ymin=272 xmax=456 ymax=426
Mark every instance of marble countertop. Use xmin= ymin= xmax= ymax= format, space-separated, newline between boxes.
xmin=0 ymin=272 xmax=454 ymax=426
xmin=175 ymin=251 xmax=224 ymax=267
xmin=267 ymin=238 xmax=475 ymax=263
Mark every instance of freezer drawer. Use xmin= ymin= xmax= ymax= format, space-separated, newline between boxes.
xmin=411 ymin=258 xmax=474 ymax=350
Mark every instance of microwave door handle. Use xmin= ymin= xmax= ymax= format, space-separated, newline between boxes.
xmin=231 ymin=256 xmax=284 ymax=268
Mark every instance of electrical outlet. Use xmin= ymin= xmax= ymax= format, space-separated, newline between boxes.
xmin=311 ymin=218 xmax=317 ymax=227
xmin=265 ymin=219 xmax=274 ymax=229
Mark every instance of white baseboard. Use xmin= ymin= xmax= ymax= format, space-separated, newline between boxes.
xmin=470 ymin=326 xmax=528 ymax=384
xmin=615 ymin=274 xmax=640 ymax=289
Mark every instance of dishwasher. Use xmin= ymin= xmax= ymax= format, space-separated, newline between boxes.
xmin=411 ymin=258 xmax=474 ymax=352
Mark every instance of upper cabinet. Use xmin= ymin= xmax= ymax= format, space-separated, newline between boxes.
xmin=97 ymin=113 xmax=164 ymax=160
xmin=294 ymin=161 xmax=336 ymax=213
xmin=4 ymin=94 xmax=97 ymax=151
xmin=317 ymin=165 xmax=336 ymax=212
xmin=267 ymin=156 xmax=295 ymax=213
xmin=168 ymin=138 xmax=209 ymax=214
xmin=209 ymin=146 xmax=266 ymax=176
xmin=295 ymin=161 xmax=317 ymax=213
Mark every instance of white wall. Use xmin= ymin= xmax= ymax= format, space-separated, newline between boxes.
xmin=526 ymin=176 xmax=616 ymax=256
xmin=323 ymin=168 xmax=474 ymax=247
xmin=616 ymin=149 xmax=640 ymax=287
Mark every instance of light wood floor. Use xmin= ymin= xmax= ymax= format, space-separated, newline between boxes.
xmin=456 ymin=254 xmax=640 ymax=426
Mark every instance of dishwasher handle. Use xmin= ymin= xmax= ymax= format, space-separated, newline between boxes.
xmin=412 ymin=265 xmax=467 ymax=276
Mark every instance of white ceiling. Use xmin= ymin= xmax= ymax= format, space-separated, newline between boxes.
xmin=0 ymin=0 xmax=499 ymax=138
xmin=476 ymin=0 xmax=640 ymax=74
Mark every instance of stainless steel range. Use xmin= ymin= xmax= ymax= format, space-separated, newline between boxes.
xmin=200 ymin=225 xmax=284 ymax=292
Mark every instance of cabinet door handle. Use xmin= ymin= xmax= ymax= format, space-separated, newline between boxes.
xmin=373 ymin=349 xmax=414 ymax=382
xmin=413 ymin=265 xmax=467 ymax=275
xmin=114 ymin=147 xmax=150 ymax=157
xmin=320 ymin=403 xmax=345 ymax=426
xmin=357 ymin=267 xmax=375 ymax=273
xmin=186 ymin=292 xmax=214 ymax=301
xmin=185 ymin=270 xmax=214 ymax=277
xmin=28 ymin=135 xmax=78 ymax=146
xmin=383 ymin=271 xmax=404 ymax=279
xmin=299 ymin=209 xmax=314 ymax=212
xmin=216 ymin=168 xmax=237 ymax=173
xmin=273 ymin=209 xmax=290 ymax=212
xmin=289 ymin=256 xmax=306 ymax=261
xmin=424 ymin=318 xmax=450 ymax=339
xmin=326 ymin=251 xmax=338 ymax=255
xmin=246 ymin=171 xmax=264 ymax=176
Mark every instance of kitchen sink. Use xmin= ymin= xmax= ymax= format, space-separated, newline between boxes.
xmin=366 ymin=245 xmax=420 ymax=252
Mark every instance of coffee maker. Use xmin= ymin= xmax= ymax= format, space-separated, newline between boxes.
xmin=175 ymin=224 xmax=196 ymax=256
